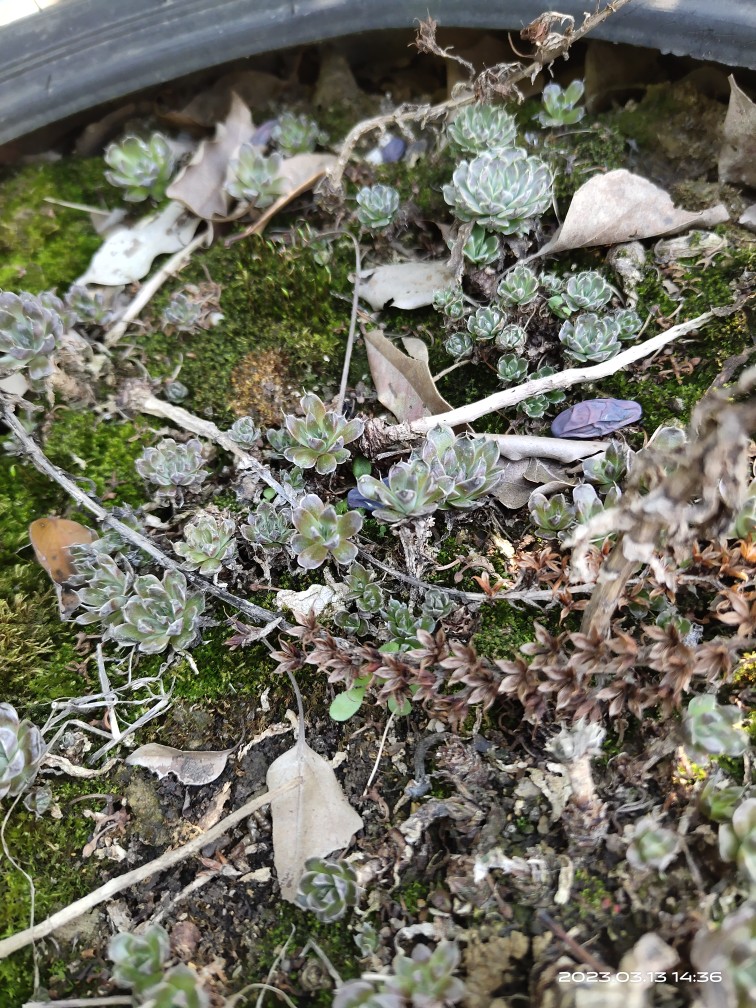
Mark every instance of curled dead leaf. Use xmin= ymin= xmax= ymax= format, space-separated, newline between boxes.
xmin=534 ymin=169 xmax=728 ymax=258
xmin=364 ymin=329 xmax=452 ymax=422
xmin=125 ymin=743 xmax=235 ymax=785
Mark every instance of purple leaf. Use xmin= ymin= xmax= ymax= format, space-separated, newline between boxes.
xmin=551 ymin=399 xmax=642 ymax=439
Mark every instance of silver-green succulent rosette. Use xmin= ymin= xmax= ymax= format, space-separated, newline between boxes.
xmin=283 ymin=393 xmax=364 ymax=475
xmin=0 ymin=703 xmax=46 ymax=800
xmin=558 ymin=313 xmax=622 ymax=364
xmin=109 ymin=925 xmax=169 ymax=993
xmin=225 ymin=145 xmax=284 ymax=208
xmin=291 ymin=493 xmax=363 ymax=569
xmin=420 ymin=426 xmax=504 ymax=510
xmin=462 ymin=225 xmax=499 ymax=266
xmin=447 ymin=103 xmax=518 ymax=155
xmin=135 ymin=438 xmax=209 ymax=497
xmin=104 ymin=132 xmax=176 ymax=202
xmin=443 ymin=149 xmax=553 ymax=236
xmin=355 ymin=184 xmax=400 ymax=230
xmin=174 ymin=510 xmax=237 ymax=575
xmin=110 ymin=570 xmax=205 ymax=654
xmin=141 ymin=965 xmax=209 ymax=1008
xmin=357 ymin=460 xmax=450 ymax=523
xmin=295 ymin=856 xmax=359 ymax=922
xmin=227 ymin=415 xmax=261 ymax=447
xmin=0 ymin=290 xmax=63 ymax=388
xmin=497 ymin=264 xmax=540 ymax=307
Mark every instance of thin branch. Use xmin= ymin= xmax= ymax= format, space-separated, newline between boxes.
xmin=403 ymin=306 xmax=735 ymax=435
xmin=0 ymin=780 xmax=297 ymax=960
xmin=323 ymin=0 xmax=633 ymax=193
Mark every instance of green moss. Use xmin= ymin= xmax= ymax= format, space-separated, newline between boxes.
xmin=545 ymin=123 xmax=627 ymax=202
xmin=0 ymin=779 xmax=108 ymax=1004
xmin=43 ymin=409 xmax=154 ymax=509
xmin=0 ymin=159 xmax=107 ymax=293
xmin=473 ymin=601 xmax=543 ymax=661
xmin=137 ymin=239 xmax=364 ymax=425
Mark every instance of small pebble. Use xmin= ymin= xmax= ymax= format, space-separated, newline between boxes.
xmin=551 ymin=398 xmax=642 ymax=438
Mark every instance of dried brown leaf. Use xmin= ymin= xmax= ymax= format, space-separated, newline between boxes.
xmin=535 ymin=169 xmax=728 ymax=258
xmin=364 ymin=329 xmax=452 ymax=422
xmin=78 ymin=201 xmax=201 ymax=285
xmin=360 ymin=260 xmax=455 ymax=311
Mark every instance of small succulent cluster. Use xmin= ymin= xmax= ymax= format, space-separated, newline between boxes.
xmin=558 ymin=313 xmax=623 ymax=364
xmin=135 ymin=438 xmax=209 ymax=500
xmin=0 ymin=703 xmax=46 ymax=800
xmin=443 ymin=148 xmax=553 ymax=236
xmin=173 ymin=510 xmax=237 ymax=575
xmin=355 ymin=184 xmax=401 ymax=230
xmin=383 ymin=598 xmax=435 ymax=651
xmin=343 ymin=562 xmax=385 ymax=615
xmin=225 ymin=145 xmax=284 ymax=207
xmin=295 ymin=856 xmax=359 ymax=922
xmin=241 ymin=501 xmax=294 ymax=550
xmin=683 ymin=694 xmax=750 ymax=758
xmin=355 ymin=427 xmax=503 ymax=523
xmin=535 ymin=79 xmax=586 ymax=128
xmin=516 ymin=367 xmax=565 ymax=419
xmin=64 ymin=284 xmax=114 ymax=328
xmin=227 ymin=415 xmax=261 ymax=447
xmin=547 ymin=270 xmax=612 ymax=317
xmin=433 ymin=287 xmax=466 ymax=322
xmin=271 ymin=111 xmax=323 ymax=156
xmin=466 ymin=306 xmax=507 ymax=341
xmin=70 ymin=550 xmax=135 ymax=632
xmin=496 ymin=354 xmax=529 ymax=384
xmin=582 ymin=440 xmax=633 ymax=490
xmin=625 ymin=815 xmax=681 ymax=872
xmin=291 ymin=493 xmax=362 ymax=569
xmin=283 ymin=393 xmax=364 ymax=474
xmin=462 ymin=225 xmax=499 ymax=266
xmin=497 ymin=264 xmax=540 ymax=307
xmin=103 ymin=132 xmax=176 ymax=202
xmin=447 ymin=103 xmax=518 ymax=155
xmin=0 ymin=289 xmax=63 ymax=390
xmin=529 ymin=479 xmax=618 ymax=541
xmin=162 ymin=292 xmax=203 ymax=333
xmin=334 ymin=941 xmax=465 ymax=1008
xmin=110 ymin=570 xmax=205 ymax=654
xmin=108 ymin=924 xmax=209 ymax=1008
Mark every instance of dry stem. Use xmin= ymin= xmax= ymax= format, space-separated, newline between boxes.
xmin=324 ymin=0 xmax=632 ymax=193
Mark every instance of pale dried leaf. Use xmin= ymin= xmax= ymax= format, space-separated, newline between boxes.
xmin=278 ymin=152 xmax=337 ymax=191
xmin=719 ymin=76 xmax=756 ymax=188
xmin=276 ymin=583 xmax=342 ymax=621
xmin=125 ymin=742 xmax=233 ymax=785
xmin=266 ymin=738 xmax=363 ymax=902
xmin=360 ymin=260 xmax=455 ymax=310
xmin=364 ymin=328 xmax=452 ymax=422
xmin=739 ymin=203 xmax=756 ymax=231
xmin=167 ymin=92 xmax=254 ymax=219
xmin=534 ymin=170 xmax=728 ymax=258
xmin=78 ymin=202 xmax=201 ymax=285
